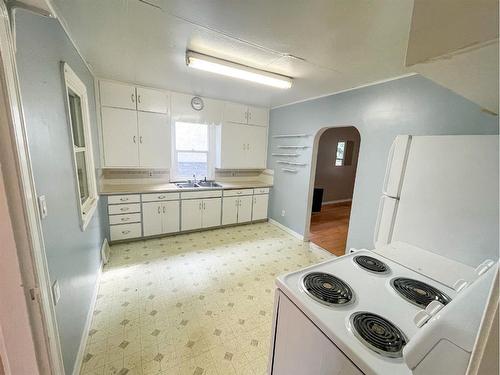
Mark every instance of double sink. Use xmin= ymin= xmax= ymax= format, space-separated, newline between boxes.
xmin=175 ymin=181 xmax=222 ymax=189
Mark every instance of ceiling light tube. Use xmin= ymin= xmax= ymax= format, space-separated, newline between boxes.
xmin=186 ymin=51 xmax=293 ymax=89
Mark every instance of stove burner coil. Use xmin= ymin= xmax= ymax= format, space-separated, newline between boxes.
xmin=350 ymin=312 xmax=407 ymax=358
xmin=302 ymin=272 xmax=353 ymax=306
xmin=354 ymin=255 xmax=389 ymax=274
xmin=391 ymin=278 xmax=451 ymax=309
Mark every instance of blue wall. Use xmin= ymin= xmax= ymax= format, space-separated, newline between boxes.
xmin=268 ymin=75 xmax=499 ymax=251
xmin=15 ymin=9 xmax=106 ymax=374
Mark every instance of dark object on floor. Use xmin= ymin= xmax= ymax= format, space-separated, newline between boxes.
xmin=312 ymin=188 xmax=324 ymax=212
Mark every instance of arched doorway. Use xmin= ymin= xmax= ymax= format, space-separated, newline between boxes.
xmin=304 ymin=126 xmax=361 ymax=256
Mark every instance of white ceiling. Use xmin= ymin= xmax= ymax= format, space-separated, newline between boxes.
xmin=48 ymin=0 xmax=415 ymax=108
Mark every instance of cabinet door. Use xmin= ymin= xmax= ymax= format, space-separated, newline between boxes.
xmin=223 ymin=102 xmax=247 ymax=124
xmin=237 ymin=196 xmax=253 ymax=223
xmin=202 ymin=198 xmax=222 ymax=228
xmin=142 ymin=202 xmax=163 ymax=237
xmin=247 ymin=106 xmax=268 ymax=127
xmin=222 ymin=196 xmax=238 ymax=225
xmin=181 ymin=199 xmax=202 ymax=231
xmin=101 ymin=107 xmax=139 ymax=167
xmin=137 ymin=111 xmax=170 ymax=168
xmin=100 ymin=81 xmax=136 ymax=110
xmin=136 ymin=87 xmax=169 ymax=114
xmin=252 ymin=194 xmax=269 ymax=221
xmin=246 ymin=125 xmax=268 ymax=169
xmin=217 ymin=123 xmax=248 ymax=169
xmin=162 ymin=200 xmax=180 ymax=234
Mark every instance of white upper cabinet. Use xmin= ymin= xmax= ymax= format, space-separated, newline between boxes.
xmin=247 ymin=106 xmax=269 ymax=127
xmin=171 ymin=92 xmax=223 ymax=124
xmin=100 ymin=81 xmax=137 ymax=110
xmin=101 ymin=107 xmax=140 ymax=167
xmin=136 ymin=87 xmax=169 ymax=114
xmin=223 ymin=102 xmax=269 ymax=127
xmin=137 ymin=111 xmax=170 ymax=168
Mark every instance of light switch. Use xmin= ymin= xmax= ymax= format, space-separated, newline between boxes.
xmin=38 ymin=195 xmax=48 ymax=218
xmin=52 ymin=280 xmax=60 ymax=305
xmin=281 ymin=209 xmax=285 ymax=217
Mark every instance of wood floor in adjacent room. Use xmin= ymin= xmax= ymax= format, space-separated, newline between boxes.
xmin=309 ymin=202 xmax=352 ymax=257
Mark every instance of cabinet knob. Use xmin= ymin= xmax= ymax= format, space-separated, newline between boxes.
xmin=131 ymin=94 xmax=135 ymax=103
xmin=122 ymin=230 xmax=130 ymax=234
xmin=139 ymin=136 xmax=143 ymax=144
xmin=133 ymin=136 xmax=136 ymax=144
xmin=120 ymin=207 xmax=129 ymax=211
xmin=121 ymin=217 xmax=130 ymax=221
xmin=163 ymin=206 xmax=166 ymax=213
xmin=158 ymin=195 xmax=165 ymax=199
xmin=138 ymin=95 xmax=141 ymax=103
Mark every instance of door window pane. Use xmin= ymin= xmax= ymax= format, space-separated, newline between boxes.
xmin=68 ymin=90 xmax=85 ymax=147
xmin=177 ymin=152 xmax=208 ymax=178
xmin=175 ymin=122 xmax=208 ymax=151
xmin=75 ymin=151 xmax=89 ymax=204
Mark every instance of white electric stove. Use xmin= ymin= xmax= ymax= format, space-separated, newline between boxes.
xmin=268 ymin=248 xmax=497 ymax=375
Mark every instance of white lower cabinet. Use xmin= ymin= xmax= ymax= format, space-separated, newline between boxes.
xmin=181 ymin=198 xmax=222 ymax=231
xmin=252 ymin=194 xmax=269 ymax=221
xmin=223 ymin=196 xmax=253 ymax=225
xmin=143 ymin=200 xmax=180 ymax=237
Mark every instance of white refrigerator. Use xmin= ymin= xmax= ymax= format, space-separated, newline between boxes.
xmin=373 ymin=135 xmax=499 ymax=272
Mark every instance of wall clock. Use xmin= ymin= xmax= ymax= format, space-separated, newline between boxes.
xmin=191 ymin=96 xmax=204 ymax=111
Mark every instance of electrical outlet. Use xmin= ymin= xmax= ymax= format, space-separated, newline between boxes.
xmin=281 ymin=209 xmax=285 ymax=217
xmin=52 ymin=280 xmax=60 ymax=305
xmin=38 ymin=195 xmax=48 ymax=218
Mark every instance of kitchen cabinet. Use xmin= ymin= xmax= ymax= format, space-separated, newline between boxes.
xmin=100 ymin=81 xmax=136 ymax=110
xmin=137 ymin=111 xmax=170 ymax=168
xmin=171 ymin=92 xmax=223 ymax=124
xmin=136 ymin=87 xmax=169 ymax=114
xmin=101 ymin=108 xmax=170 ymax=168
xmin=181 ymin=198 xmax=222 ymax=231
xmin=216 ymin=123 xmax=267 ymax=169
xmin=223 ymin=102 xmax=268 ymax=127
xmin=252 ymin=194 xmax=269 ymax=221
xmin=101 ymin=107 xmax=140 ymax=167
xmin=222 ymin=195 xmax=252 ymax=225
xmin=143 ymin=200 xmax=180 ymax=237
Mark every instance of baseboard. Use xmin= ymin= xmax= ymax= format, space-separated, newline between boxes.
xmin=101 ymin=237 xmax=110 ymax=265
xmin=309 ymin=242 xmax=336 ymax=257
xmin=321 ymin=199 xmax=352 ymax=206
xmin=72 ymin=252 xmax=104 ymax=375
xmin=268 ymin=218 xmax=304 ymax=241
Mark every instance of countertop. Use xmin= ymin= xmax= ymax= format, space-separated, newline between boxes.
xmin=99 ymin=180 xmax=273 ymax=195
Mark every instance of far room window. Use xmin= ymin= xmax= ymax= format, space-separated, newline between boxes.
xmin=63 ymin=63 xmax=98 ymax=230
xmin=172 ymin=121 xmax=213 ymax=181
xmin=335 ymin=140 xmax=346 ymax=166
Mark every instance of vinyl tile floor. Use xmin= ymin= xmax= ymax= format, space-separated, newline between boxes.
xmin=80 ymin=222 xmax=332 ymax=375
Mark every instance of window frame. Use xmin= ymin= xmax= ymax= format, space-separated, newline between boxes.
xmin=62 ymin=62 xmax=98 ymax=230
xmin=170 ymin=121 xmax=215 ymax=182
xmin=335 ymin=140 xmax=346 ymax=167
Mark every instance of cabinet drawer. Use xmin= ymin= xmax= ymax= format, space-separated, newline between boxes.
xmin=254 ymin=188 xmax=270 ymax=194
xmin=141 ymin=192 xmax=179 ymax=202
xmin=180 ymin=190 xmax=222 ymax=199
xmin=108 ymin=203 xmax=141 ymax=215
xmin=223 ymin=189 xmax=254 ymax=197
xmin=109 ymin=213 xmax=141 ymax=225
xmin=108 ymin=194 xmax=141 ymax=204
xmin=110 ymin=223 xmax=142 ymax=241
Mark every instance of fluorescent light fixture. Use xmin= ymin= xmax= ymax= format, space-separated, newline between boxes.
xmin=186 ymin=51 xmax=293 ymax=89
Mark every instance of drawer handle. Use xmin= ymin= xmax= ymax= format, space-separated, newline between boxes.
xmin=122 ymin=230 xmax=131 ymax=234
xmin=121 ymin=217 xmax=130 ymax=221
xmin=120 ymin=207 xmax=130 ymax=211
xmin=120 ymin=197 xmax=129 ymax=201
xmin=158 ymin=195 xmax=166 ymax=199
xmin=237 ymin=191 xmax=241 ymax=194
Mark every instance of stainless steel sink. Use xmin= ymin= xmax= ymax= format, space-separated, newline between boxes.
xmin=197 ymin=181 xmax=222 ymax=188
xmin=175 ymin=182 xmax=199 ymax=188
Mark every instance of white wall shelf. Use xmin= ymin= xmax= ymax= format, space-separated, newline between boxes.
xmin=277 ymin=145 xmax=309 ymax=149
xmin=273 ymin=134 xmax=310 ymax=138
xmin=271 ymin=153 xmax=299 ymax=157
xmin=282 ymin=168 xmax=298 ymax=173
xmin=277 ymin=161 xmax=307 ymax=166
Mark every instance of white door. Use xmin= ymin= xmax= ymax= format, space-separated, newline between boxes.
xmin=162 ymin=200 xmax=179 ymax=233
xmin=246 ymin=125 xmax=268 ymax=169
xmin=247 ymin=106 xmax=268 ymax=127
xmin=101 ymin=107 xmax=139 ymax=167
xmin=142 ymin=202 xmax=163 ymax=237
xmin=137 ymin=111 xmax=170 ymax=168
xmin=181 ymin=199 xmax=202 ymax=231
xmin=223 ymin=102 xmax=247 ymax=124
xmin=237 ymin=196 xmax=253 ymax=223
xmin=222 ymin=196 xmax=238 ymax=225
xmin=252 ymin=194 xmax=269 ymax=221
xmin=100 ymin=81 xmax=136 ymax=110
xmin=136 ymin=87 xmax=169 ymax=114
xmin=202 ymin=198 xmax=222 ymax=228
xmin=217 ymin=123 xmax=247 ymax=169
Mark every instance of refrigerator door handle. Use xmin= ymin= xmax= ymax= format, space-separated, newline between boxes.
xmin=373 ymin=195 xmax=398 ymax=248
xmin=373 ymin=196 xmax=385 ymax=247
